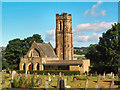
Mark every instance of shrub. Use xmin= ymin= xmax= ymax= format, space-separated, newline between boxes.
xmin=15 ymin=70 xmax=80 ymax=75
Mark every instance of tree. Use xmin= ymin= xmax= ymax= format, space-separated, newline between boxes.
xmin=97 ymin=23 xmax=120 ymax=66
xmin=85 ymin=44 xmax=101 ymax=65
xmin=3 ymin=34 xmax=44 ymax=70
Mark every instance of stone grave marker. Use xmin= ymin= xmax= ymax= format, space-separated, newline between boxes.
xmin=110 ymin=80 xmax=114 ymax=89
xmin=85 ymin=79 xmax=88 ymax=89
xmin=60 ymin=79 xmax=65 ymax=90
xmin=1 ymin=80 xmax=5 ymax=85
xmin=11 ymin=71 xmax=17 ymax=80
xmin=116 ymin=74 xmax=118 ymax=80
xmin=45 ymin=81 xmax=49 ymax=89
xmin=57 ymin=76 xmax=61 ymax=88
xmin=64 ymin=79 xmax=67 ymax=87
xmin=95 ymin=85 xmax=98 ymax=90
xmin=48 ymin=76 xmax=51 ymax=81
xmin=97 ymin=74 xmax=100 ymax=83
xmin=59 ymin=72 xmax=62 ymax=77
xmin=72 ymin=76 xmax=76 ymax=82
xmin=67 ymin=76 xmax=69 ymax=81
xmin=28 ymin=71 xmax=30 ymax=74
xmin=112 ymin=73 xmax=114 ymax=79
xmin=103 ymin=72 xmax=106 ymax=79
xmin=25 ymin=70 xmax=27 ymax=77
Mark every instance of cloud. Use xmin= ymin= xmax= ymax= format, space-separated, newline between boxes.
xmin=74 ymin=21 xmax=115 ymax=33
xmin=45 ymin=28 xmax=55 ymax=42
xmin=77 ymin=33 xmax=102 ymax=42
xmin=84 ymin=1 xmax=106 ymax=17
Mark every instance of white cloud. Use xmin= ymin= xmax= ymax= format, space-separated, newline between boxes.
xmin=84 ymin=0 xmax=106 ymax=17
xmin=77 ymin=33 xmax=102 ymax=42
xmin=45 ymin=28 xmax=55 ymax=42
xmin=74 ymin=21 xmax=115 ymax=33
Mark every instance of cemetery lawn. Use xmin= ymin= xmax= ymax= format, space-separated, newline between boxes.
xmin=1 ymin=73 xmax=120 ymax=88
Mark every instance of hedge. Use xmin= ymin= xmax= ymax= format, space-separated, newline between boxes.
xmin=7 ymin=70 xmax=80 ymax=75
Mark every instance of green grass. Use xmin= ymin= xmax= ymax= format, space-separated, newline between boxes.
xmin=1 ymin=73 xmax=120 ymax=88
xmin=74 ymin=56 xmax=86 ymax=60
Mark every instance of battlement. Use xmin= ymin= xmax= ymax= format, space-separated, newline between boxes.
xmin=56 ymin=12 xmax=71 ymax=20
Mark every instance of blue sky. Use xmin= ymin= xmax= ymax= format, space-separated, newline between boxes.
xmin=2 ymin=1 xmax=118 ymax=47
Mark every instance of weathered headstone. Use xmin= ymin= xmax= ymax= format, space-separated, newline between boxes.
xmin=85 ymin=79 xmax=88 ymax=89
xmin=95 ymin=85 xmax=98 ymax=90
xmin=72 ymin=77 xmax=76 ymax=82
xmin=90 ymin=73 xmax=92 ymax=77
xmin=103 ymin=72 xmax=106 ymax=79
xmin=97 ymin=74 xmax=100 ymax=83
xmin=45 ymin=81 xmax=49 ymax=89
xmin=112 ymin=73 xmax=114 ymax=79
xmin=109 ymin=80 xmax=114 ymax=89
xmin=116 ymin=74 xmax=118 ymax=80
xmin=57 ymin=76 xmax=61 ymax=88
xmin=60 ymin=79 xmax=65 ymax=90
xmin=48 ymin=76 xmax=51 ymax=81
xmin=28 ymin=71 xmax=30 ymax=74
xmin=95 ymin=71 xmax=97 ymax=76
xmin=11 ymin=71 xmax=17 ymax=80
xmin=25 ymin=70 xmax=27 ymax=77
xmin=64 ymin=79 xmax=67 ymax=87
xmin=1 ymin=80 xmax=5 ymax=85
xmin=67 ymin=76 xmax=69 ymax=81
xmin=59 ymin=72 xmax=62 ymax=77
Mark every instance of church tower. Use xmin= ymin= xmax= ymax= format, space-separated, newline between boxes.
xmin=56 ymin=12 xmax=73 ymax=60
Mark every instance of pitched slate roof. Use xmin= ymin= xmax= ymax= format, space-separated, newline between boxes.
xmin=36 ymin=43 xmax=57 ymax=57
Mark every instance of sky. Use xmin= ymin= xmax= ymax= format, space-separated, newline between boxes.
xmin=1 ymin=1 xmax=118 ymax=47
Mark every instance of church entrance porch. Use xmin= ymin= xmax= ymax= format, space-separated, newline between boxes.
xmin=28 ymin=63 xmax=33 ymax=71
xmin=44 ymin=65 xmax=69 ymax=70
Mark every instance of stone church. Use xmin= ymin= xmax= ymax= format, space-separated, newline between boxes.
xmin=19 ymin=13 xmax=90 ymax=73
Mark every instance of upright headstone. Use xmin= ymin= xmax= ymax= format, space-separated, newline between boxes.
xmin=64 ymin=79 xmax=67 ymax=87
xmin=67 ymin=76 xmax=69 ymax=81
xmin=95 ymin=85 xmax=98 ymax=90
xmin=45 ymin=81 xmax=49 ymax=89
xmin=59 ymin=72 xmax=62 ymax=77
xmin=57 ymin=76 xmax=61 ymax=88
xmin=60 ymin=79 xmax=65 ymax=90
xmin=116 ymin=74 xmax=118 ymax=80
xmin=25 ymin=70 xmax=27 ymax=77
xmin=11 ymin=71 xmax=17 ymax=80
xmin=112 ymin=73 xmax=114 ymax=79
xmin=97 ymin=74 xmax=100 ymax=83
xmin=109 ymin=80 xmax=114 ymax=89
xmin=85 ymin=79 xmax=88 ymax=90
xmin=48 ymin=76 xmax=51 ymax=81
xmin=103 ymin=72 xmax=106 ymax=79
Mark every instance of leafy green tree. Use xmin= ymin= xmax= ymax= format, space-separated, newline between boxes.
xmin=85 ymin=44 xmax=101 ymax=65
xmin=3 ymin=34 xmax=44 ymax=70
xmin=97 ymin=23 xmax=120 ymax=66
xmin=86 ymin=23 xmax=120 ymax=66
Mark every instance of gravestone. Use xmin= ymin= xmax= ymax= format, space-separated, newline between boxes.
xmin=48 ymin=73 xmax=50 ymax=76
xmin=67 ymin=76 xmax=69 ymax=81
xmin=110 ymin=80 xmax=114 ymax=89
xmin=48 ymin=76 xmax=51 ymax=81
xmin=85 ymin=79 xmax=88 ymax=89
xmin=112 ymin=73 xmax=114 ymax=79
xmin=116 ymin=74 xmax=118 ymax=80
xmin=90 ymin=73 xmax=92 ymax=77
xmin=97 ymin=74 xmax=100 ymax=83
xmin=103 ymin=72 xmax=106 ymax=79
xmin=53 ymin=74 xmax=55 ymax=79
xmin=60 ymin=79 xmax=65 ymax=90
xmin=25 ymin=70 xmax=27 ymax=77
xmin=28 ymin=71 xmax=30 ymax=74
xmin=95 ymin=85 xmax=98 ymax=90
xmin=45 ymin=81 xmax=49 ymax=89
xmin=1 ymin=80 xmax=5 ymax=85
xmin=95 ymin=71 xmax=97 ymax=76
xmin=72 ymin=77 xmax=76 ymax=82
xmin=11 ymin=71 xmax=17 ymax=80
xmin=59 ymin=72 xmax=62 ymax=77
xmin=64 ymin=79 xmax=67 ymax=87
xmin=57 ymin=76 xmax=62 ymax=88
xmin=8 ymin=83 xmax=11 ymax=88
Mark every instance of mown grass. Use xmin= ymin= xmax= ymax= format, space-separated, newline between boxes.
xmin=1 ymin=73 xmax=120 ymax=88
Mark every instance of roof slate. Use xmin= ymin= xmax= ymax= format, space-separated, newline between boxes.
xmin=36 ymin=43 xmax=56 ymax=57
